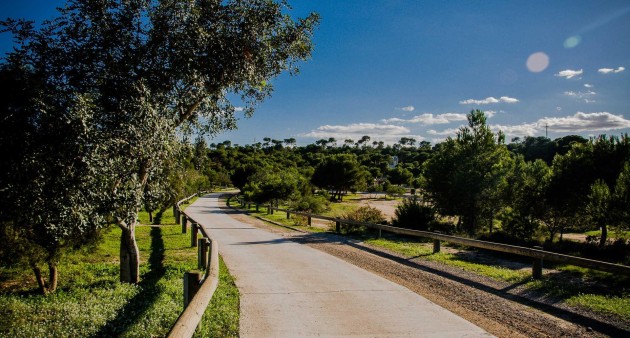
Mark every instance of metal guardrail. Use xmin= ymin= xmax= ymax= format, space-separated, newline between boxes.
xmin=232 ymin=196 xmax=630 ymax=278
xmin=167 ymin=191 xmax=219 ymax=338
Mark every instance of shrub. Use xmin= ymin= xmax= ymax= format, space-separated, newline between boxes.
xmin=339 ymin=206 xmax=386 ymax=234
xmin=290 ymin=195 xmax=329 ymax=214
xmin=392 ymin=198 xmax=435 ymax=231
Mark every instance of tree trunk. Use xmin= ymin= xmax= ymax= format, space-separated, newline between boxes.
xmin=47 ymin=261 xmax=58 ymax=293
xmin=599 ymin=225 xmax=608 ymax=247
xmin=120 ymin=222 xmax=140 ymax=283
xmin=149 ymin=211 xmax=153 ymax=223
xmin=32 ymin=264 xmax=48 ymax=295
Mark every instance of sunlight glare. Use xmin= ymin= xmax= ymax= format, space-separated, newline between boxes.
xmin=526 ymin=52 xmax=549 ymax=73
xmin=564 ymin=35 xmax=582 ymax=48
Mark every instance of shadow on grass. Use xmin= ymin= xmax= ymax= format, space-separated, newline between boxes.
xmin=90 ymin=227 xmax=165 ymax=338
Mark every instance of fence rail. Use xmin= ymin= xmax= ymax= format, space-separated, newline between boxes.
xmin=167 ymin=191 xmax=219 ymax=338
xmin=232 ymin=196 xmax=630 ymax=278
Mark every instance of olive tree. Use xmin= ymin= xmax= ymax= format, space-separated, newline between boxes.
xmin=0 ymin=65 xmax=108 ymax=294
xmin=2 ymin=0 xmax=318 ymax=283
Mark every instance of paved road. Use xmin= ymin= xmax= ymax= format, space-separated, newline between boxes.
xmin=186 ymin=194 xmax=491 ymax=337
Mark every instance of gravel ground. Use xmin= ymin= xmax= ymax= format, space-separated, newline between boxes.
xmin=221 ymin=202 xmax=629 ymax=337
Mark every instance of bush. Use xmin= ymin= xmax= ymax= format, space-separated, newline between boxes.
xmin=385 ymin=184 xmax=406 ymax=197
xmin=290 ymin=195 xmax=329 ymax=214
xmin=392 ymin=198 xmax=435 ymax=231
xmin=339 ymin=206 xmax=386 ymax=234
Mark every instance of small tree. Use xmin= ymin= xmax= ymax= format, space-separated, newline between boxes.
xmin=586 ymin=179 xmax=611 ymax=247
xmin=311 ymin=154 xmax=366 ymax=201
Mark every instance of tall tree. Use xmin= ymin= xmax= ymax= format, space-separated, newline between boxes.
xmin=2 ymin=0 xmax=319 ymax=283
xmin=424 ymin=110 xmax=512 ymax=235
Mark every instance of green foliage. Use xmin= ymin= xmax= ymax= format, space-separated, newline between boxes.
xmin=339 ymin=206 xmax=386 ymax=234
xmin=424 ymin=110 xmax=513 ymax=234
xmin=393 ymin=198 xmax=436 ymax=231
xmin=311 ymin=153 xmax=367 ymax=201
xmin=289 ymin=195 xmax=329 ymax=214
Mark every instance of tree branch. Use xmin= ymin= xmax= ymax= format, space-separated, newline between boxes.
xmin=178 ymin=99 xmax=203 ymax=126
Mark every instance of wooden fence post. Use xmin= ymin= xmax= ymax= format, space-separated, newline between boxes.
xmin=182 ymin=216 xmax=187 ymax=234
xmin=198 ymin=239 xmax=208 ymax=270
xmin=336 ymin=221 xmax=341 ymax=233
xmin=433 ymin=239 xmax=441 ymax=254
xmin=191 ymin=223 xmax=198 ymax=247
xmin=307 ymin=216 xmax=311 ymax=226
xmin=533 ymin=246 xmax=543 ymax=279
xmin=256 ymin=204 xmax=259 ymax=212
xmin=174 ymin=205 xmax=180 ymax=224
xmin=183 ymin=271 xmax=201 ymax=308
xmin=287 ymin=211 xmax=291 ymax=219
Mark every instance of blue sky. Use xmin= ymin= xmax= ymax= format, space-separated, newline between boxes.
xmin=2 ymin=1 xmax=629 ymax=145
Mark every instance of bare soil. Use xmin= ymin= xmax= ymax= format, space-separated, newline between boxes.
xmin=220 ymin=200 xmax=629 ymax=338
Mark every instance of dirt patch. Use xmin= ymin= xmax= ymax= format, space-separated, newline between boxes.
xmin=345 ymin=193 xmax=402 ymax=221
xmin=221 ymin=200 xmax=629 ymax=337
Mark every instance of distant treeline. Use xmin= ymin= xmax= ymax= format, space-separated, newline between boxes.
xmin=190 ymin=110 xmax=629 ymax=261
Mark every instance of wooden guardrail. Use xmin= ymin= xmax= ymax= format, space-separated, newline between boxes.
xmin=167 ymin=191 xmax=219 ymax=338
xmin=232 ymin=196 xmax=630 ymax=278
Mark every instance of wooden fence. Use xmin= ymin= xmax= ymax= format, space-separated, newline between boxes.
xmin=167 ymin=192 xmax=219 ymax=338
xmin=231 ymin=196 xmax=630 ymax=278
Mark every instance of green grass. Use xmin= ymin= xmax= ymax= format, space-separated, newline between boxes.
xmin=566 ymin=294 xmax=630 ymax=318
xmin=584 ymin=229 xmax=630 ymax=240
xmin=364 ymin=237 xmax=530 ymax=283
xmin=0 ymin=219 xmax=239 ymax=337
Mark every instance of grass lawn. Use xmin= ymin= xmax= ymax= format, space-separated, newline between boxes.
xmin=585 ymin=229 xmax=630 ymax=240
xmin=0 ymin=204 xmax=239 ymax=337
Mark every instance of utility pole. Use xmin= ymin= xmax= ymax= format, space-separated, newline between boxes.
xmin=545 ymin=124 xmax=548 ymax=138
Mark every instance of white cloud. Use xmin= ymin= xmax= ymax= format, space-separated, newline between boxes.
xmin=490 ymin=123 xmax=539 ymax=136
xmin=234 ymin=106 xmax=244 ymax=112
xmin=499 ymin=96 xmax=519 ymax=103
xmin=459 ymin=96 xmax=519 ymax=105
xmin=564 ymin=90 xmax=596 ymax=99
xmin=428 ymin=112 xmax=630 ymax=140
xmin=397 ymin=105 xmax=415 ymax=112
xmin=539 ymin=112 xmax=630 ymax=132
xmin=382 ymin=113 xmax=467 ymax=125
xmin=485 ymin=110 xmax=497 ymax=118
xmin=300 ymin=123 xmax=423 ymax=144
xmin=427 ymin=127 xmax=462 ymax=136
xmin=555 ymin=69 xmax=583 ymax=79
xmin=598 ymin=66 xmax=625 ymax=74
xmin=584 ymin=84 xmax=594 ymax=88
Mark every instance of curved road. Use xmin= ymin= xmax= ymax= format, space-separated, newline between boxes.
xmin=186 ymin=194 xmax=491 ymax=337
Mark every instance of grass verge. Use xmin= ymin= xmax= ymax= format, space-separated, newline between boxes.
xmin=0 ymin=213 xmax=238 ymax=337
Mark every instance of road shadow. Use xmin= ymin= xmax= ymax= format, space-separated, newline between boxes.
xmin=90 ymin=227 xmax=166 ymax=337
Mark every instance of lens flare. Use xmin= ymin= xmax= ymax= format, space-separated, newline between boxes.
xmin=526 ymin=52 xmax=549 ymax=73
xmin=564 ymin=35 xmax=582 ymax=48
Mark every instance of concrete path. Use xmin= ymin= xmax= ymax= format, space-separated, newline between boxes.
xmin=186 ymin=194 xmax=492 ymax=337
